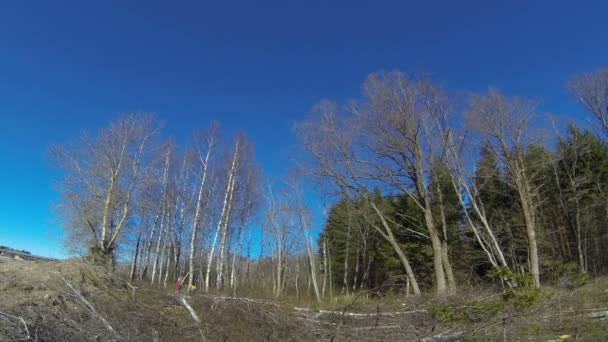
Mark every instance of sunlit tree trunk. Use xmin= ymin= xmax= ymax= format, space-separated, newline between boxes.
xmin=206 ymin=137 xmax=240 ymax=291
xmin=152 ymin=148 xmax=172 ymax=284
xmin=188 ymin=127 xmax=216 ymax=289
xmin=216 ymin=141 xmax=239 ymax=289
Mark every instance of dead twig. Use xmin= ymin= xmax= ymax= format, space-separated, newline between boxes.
xmin=126 ymin=282 xmax=138 ymax=301
xmin=61 ymin=277 xmax=115 ymax=333
xmin=198 ymin=328 xmax=207 ymax=342
xmin=351 ymin=325 xmax=401 ymax=331
xmin=0 ymin=311 xmax=30 ymax=341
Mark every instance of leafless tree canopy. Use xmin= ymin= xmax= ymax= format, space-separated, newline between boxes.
xmin=51 ymin=113 xmax=163 ymax=264
xmin=567 ymin=67 xmax=608 ymax=136
xmin=43 ymin=66 xmax=608 ymax=302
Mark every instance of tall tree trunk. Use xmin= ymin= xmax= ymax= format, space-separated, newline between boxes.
xmin=205 ymin=221 xmax=221 ymax=291
xmin=216 ymin=160 xmax=237 ymax=288
xmin=152 ymin=150 xmax=171 ymax=284
xmin=448 ymin=171 xmax=514 ymax=288
xmin=140 ymin=211 xmax=162 ymax=280
xmin=441 ymin=241 xmax=455 ymax=292
xmin=295 ymin=260 xmax=300 ymax=299
xmin=436 ymin=184 xmax=456 ymax=293
xmin=322 ymin=240 xmax=327 ymax=299
xmin=230 ymin=227 xmax=244 ymax=294
xmin=163 ymin=244 xmax=171 ymax=288
xmin=423 ymin=205 xmax=447 ymax=295
xmin=129 ymin=224 xmax=144 ymax=281
xmin=517 ymin=176 xmax=541 ymax=288
xmin=352 ymin=244 xmax=359 ymax=292
xmin=206 ymin=139 xmax=239 ymax=291
xmin=188 ymin=179 xmax=207 ymax=288
xmin=307 ymin=247 xmax=321 ymax=303
xmin=188 ymin=136 xmax=213 ymax=288
xmin=327 ymin=245 xmax=333 ymax=300
xmin=415 ymin=148 xmax=446 ymax=295
xmin=297 ymin=197 xmax=321 ymax=302
xmin=158 ymin=232 xmax=168 ymax=287
xmin=151 ymin=214 xmax=164 ymax=284
xmin=574 ymin=209 xmax=587 ymax=273
xmin=343 ymin=209 xmax=351 ymax=294
xmin=370 ymin=202 xmax=421 ymax=295
xmin=275 ymin=239 xmax=283 ymax=299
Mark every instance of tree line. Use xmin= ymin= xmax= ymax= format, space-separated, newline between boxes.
xmin=0 ymin=246 xmax=32 ymax=255
xmin=51 ymin=67 xmax=608 ymax=299
xmin=301 ymin=67 xmax=608 ymax=296
xmin=50 ymin=117 xmax=324 ymax=299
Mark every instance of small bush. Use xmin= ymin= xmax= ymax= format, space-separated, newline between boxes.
xmin=462 ymin=301 xmax=503 ymax=322
xmin=428 ymin=303 xmax=461 ymax=322
xmin=544 ymin=261 xmax=591 ymax=287
xmin=486 ymin=267 xmax=534 ymax=288
xmin=500 ymin=287 xmax=542 ymax=309
xmin=521 ymin=322 xmax=543 ymax=337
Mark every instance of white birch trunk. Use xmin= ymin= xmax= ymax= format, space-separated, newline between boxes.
xmin=216 ymin=142 xmax=239 ymax=288
xmin=151 ymin=150 xmax=171 ymax=283
xmin=301 ymin=208 xmax=321 ymax=303
xmin=321 ymin=241 xmax=327 ymax=299
xmin=343 ymin=210 xmax=351 ymax=294
xmin=151 ymin=212 xmax=165 ymax=284
xmin=140 ymin=213 xmax=161 ymax=280
xmin=158 ymin=231 xmax=168 ymax=287
xmin=188 ymin=138 xmax=213 ymax=288
xmin=205 ymin=139 xmax=239 ymax=291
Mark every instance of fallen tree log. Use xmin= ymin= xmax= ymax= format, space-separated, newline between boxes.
xmin=420 ymin=328 xmax=464 ymax=342
xmin=313 ymin=309 xmax=428 ymax=320
xmin=179 ymin=296 xmax=200 ymax=322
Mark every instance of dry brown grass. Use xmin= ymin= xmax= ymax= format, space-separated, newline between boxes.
xmin=2 ymin=258 xmax=607 ymax=341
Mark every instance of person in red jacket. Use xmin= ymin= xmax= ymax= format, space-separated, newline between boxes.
xmin=175 ymin=273 xmax=189 ymax=292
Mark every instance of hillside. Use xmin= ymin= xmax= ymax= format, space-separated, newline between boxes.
xmin=2 ymin=258 xmax=608 ymax=341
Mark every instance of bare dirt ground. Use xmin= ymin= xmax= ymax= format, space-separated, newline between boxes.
xmin=1 ymin=258 xmax=607 ymax=341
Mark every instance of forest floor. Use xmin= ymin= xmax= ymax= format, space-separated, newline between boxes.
xmin=1 ymin=258 xmax=607 ymax=341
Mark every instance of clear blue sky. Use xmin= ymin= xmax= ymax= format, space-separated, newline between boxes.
xmin=0 ymin=0 xmax=606 ymax=258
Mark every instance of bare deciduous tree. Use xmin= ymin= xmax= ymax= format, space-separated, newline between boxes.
xmin=285 ymin=172 xmax=323 ymax=302
xmin=51 ymin=113 xmax=161 ymax=268
xmin=296 ymin=100 xmax=422 ymax=296
xmin=187 ymin=124 xmax=218 ymax=289
xmin=567 ymin=68 xmax=608 ymax=137
xmin=204 ymin=133 xmax=258 ymax=291
xmin=354 ymin=73 xmax=454 ymax=294
xmin=466 ymin=89 xmax=545 ymax=288
xmin=264 ymin=184 xmax=298 ymax=299
xmin=151 ymin=142 xmax=174 ymax=284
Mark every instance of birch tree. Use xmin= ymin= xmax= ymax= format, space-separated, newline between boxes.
xmin=169 ymin=151 xmax=195 ymax=283
xmin=214 ymin=137 xmax=241 ymax=289
xmin=285 ymin=172 xmax=323 ymax=303
xmin=228 ymin=165 xmax=261 ymax=293
xmin=264 ymin=186 xmax=291 ymax=298
xmin=187 ymin=125 xmax=218 ymax=288
xmin=204 ymin=134 xmax=254 ymax=291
